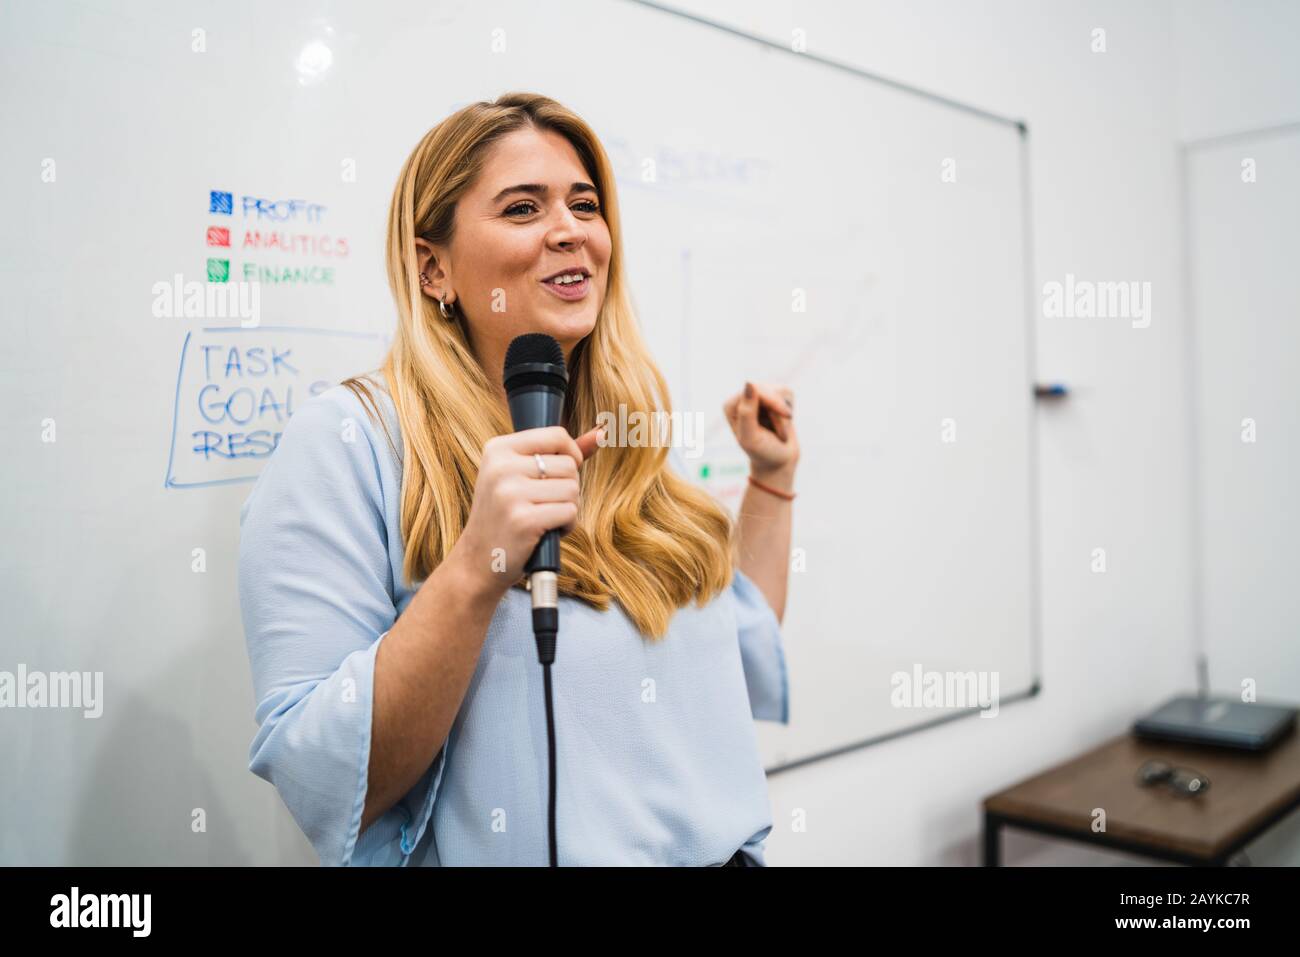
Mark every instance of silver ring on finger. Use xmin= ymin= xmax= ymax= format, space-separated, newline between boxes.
xmin=534 ymin=453 xmax=547 ymax=479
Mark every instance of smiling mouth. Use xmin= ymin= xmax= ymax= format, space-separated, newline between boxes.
xmin=540 ymin=272 xmax=592 ymax=301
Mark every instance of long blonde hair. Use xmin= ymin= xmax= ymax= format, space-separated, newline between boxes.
xmin=343 ymin=92 xmax=735 ymax=639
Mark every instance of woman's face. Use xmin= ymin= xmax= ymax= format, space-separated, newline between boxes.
xmin=416 ymin=125 xmax=612 ymax=384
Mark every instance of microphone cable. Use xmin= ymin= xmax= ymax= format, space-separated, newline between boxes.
xmin=540 ymin=624 xmax=558 ymax=867
xmin=530 ymin=571 xmax=560 ymax=867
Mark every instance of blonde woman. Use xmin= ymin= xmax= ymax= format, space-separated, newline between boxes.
xmin=238 ymin=93 xmax=799 ymax=866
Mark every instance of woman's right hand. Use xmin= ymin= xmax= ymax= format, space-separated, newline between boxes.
xmin=450 ymin=424 xmax=605 ymax=601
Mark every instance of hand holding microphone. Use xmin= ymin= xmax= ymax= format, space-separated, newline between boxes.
xmin=452 ymin=423 xmax=602 ymax=599
xmin=448 ymin=334 xmax=603 ymax=634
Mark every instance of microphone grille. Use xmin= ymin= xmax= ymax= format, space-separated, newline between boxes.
xmin=504 ymin=333 xmax=565 ymax=373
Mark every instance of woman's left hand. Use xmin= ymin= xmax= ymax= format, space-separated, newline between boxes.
xmin=723 ymin=381 xmax=800 ymax=485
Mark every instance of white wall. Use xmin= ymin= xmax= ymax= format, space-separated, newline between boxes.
xmin=663 ymin=0 xmax=1300 ymax=865
xmin=1174 ymin=0 xmax=1300 ymax=142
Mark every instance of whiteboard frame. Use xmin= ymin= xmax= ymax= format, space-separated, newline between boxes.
xmin=623 ymin=0 xmax=1044 ymax=775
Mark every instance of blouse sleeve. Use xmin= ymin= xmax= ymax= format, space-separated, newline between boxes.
xmin=238 ymin=389 xmax=446 ymax=866
xmin=664 ymin=447 xmax=790 ymax=724
xmin=730 ymin=567 xmax=790 ymax=724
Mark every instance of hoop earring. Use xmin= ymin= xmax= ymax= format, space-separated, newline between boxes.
xmin=438 ymin=295 xmax=456 ymax=321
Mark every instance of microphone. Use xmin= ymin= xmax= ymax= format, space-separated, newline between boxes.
xmin=504 ymin=333 xmax=568 ymax=867
xmin=503 ymin=333 xmax=569 ymax=666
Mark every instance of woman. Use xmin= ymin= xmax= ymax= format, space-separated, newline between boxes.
xmin=238 ymin=92 xmax=799 ymax=866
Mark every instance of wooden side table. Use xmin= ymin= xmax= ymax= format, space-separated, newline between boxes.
xmin=983 ymin=730 xmax=1300 ymax=865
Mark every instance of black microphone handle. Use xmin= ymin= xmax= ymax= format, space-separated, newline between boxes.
xmin=508 ymin=383 xmax=567 ymax=578
xmin=526 ymin=528 xmax=561 ymax=576
xmin=507 ymin=380 xmax=565 ymax=664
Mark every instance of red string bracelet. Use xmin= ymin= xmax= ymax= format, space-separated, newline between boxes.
xmin=748 ymin=473 xmax=796 ymax=501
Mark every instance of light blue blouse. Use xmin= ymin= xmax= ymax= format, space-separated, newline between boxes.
xmin=238 ymin=378 xmax=789 ymax=866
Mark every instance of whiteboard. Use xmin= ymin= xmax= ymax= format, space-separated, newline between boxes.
xmin=0 ymin=0 xmax=1036 ymax=864
xmin=1185 ymin=127 xmax=1300 ymax=705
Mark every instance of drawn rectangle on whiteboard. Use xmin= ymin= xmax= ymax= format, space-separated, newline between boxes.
xmin=165 ymin=326 xmax=385 ymax=489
